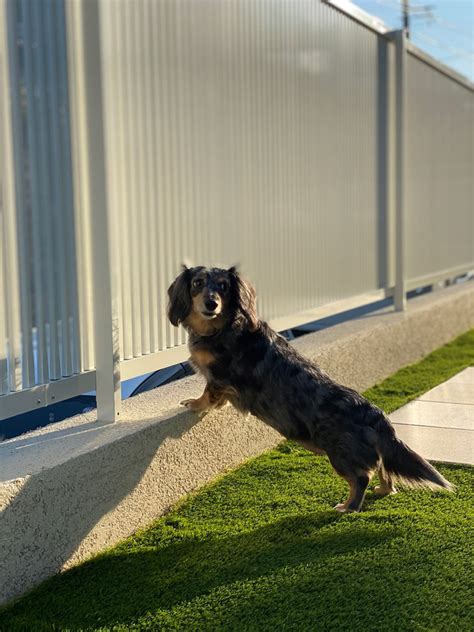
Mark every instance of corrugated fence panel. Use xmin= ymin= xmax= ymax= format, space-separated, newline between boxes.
xmin=406 ymin=54 xmax=474 ymax=281
xmin=100 ymin=0 xmax=384 ymax=357
xmin=5 ymin=0 xmax=81 ymax=387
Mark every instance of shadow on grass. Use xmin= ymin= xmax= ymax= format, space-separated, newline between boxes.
xmin=0 ymin=409 xmax=201 ymax=606
xmin=1 ymin=511 xmax=401 ymax=630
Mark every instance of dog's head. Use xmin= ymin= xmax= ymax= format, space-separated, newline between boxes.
xmin=167 ymin=265 xmax=258 ymax=335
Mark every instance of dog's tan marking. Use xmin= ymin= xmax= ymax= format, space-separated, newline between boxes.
xmin=297 ymin=440 xmax=326 ymax=456
xmin=185 ymin=310 xmax=225 ymax=336
xmin=220 ymin=385 xmax=239 ymax=399
xmin=374 ymin=469 xmax=397 ymax=496
xmin=190 ymin=349 xmax=216 ymax=371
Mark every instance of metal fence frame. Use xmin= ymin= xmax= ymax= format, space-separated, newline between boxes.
xmin=0 ymin=0 xmax=472 ymax=423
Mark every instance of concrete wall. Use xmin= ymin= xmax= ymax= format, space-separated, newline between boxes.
xmin=1 ymin=282 xmax=473 ymax=605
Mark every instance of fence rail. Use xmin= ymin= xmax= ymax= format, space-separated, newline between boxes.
xmin=1 ymin=0 xmax=473 ymax=422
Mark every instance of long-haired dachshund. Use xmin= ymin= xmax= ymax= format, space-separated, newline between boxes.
xmin=167 ymin=265 xmax=452 ymax=512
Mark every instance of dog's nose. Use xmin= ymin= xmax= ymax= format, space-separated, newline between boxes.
xmin=205 ymin=298 xmax=218 ymax=311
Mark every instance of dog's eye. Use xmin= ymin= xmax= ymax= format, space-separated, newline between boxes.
xmin=219 ymin=281 xmax=228 ymax=292
xmin=192 ymin=279 xmax=203 ymax=289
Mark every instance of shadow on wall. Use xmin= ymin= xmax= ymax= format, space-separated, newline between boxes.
xmin=0 ymin=409 xmax=201 ymax=605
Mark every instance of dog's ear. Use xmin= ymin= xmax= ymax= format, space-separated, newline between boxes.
xmin=228 ymin=266 xmax=258 ymax=331
xmin=167 ymin=265 xmax=191 ymax=326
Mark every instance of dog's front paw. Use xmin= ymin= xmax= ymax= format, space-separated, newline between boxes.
xmin=180 ymin=398 xmax=209 ymax=415
xmin=180 ymin=398 xmax=198 ymax=409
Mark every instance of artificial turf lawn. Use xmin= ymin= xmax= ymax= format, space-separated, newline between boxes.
xmin=1 ymin=329 xmax=474 ymax=631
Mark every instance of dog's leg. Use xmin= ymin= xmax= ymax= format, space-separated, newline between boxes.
xmin=181 ymin=384 xmax=228 ymax=414
xmin=374 ymin=469 xmax=397 ymax=496
xmin=333 ymin=474 xmax=370 ymax=513
xmin=326 ymin=449 xmax=372 ymax=513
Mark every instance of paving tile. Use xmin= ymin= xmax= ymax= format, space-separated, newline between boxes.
xmin=448 ymin=367 xmax=474 ymax=384
xmin=391 ymin=423 xmax=473 ymax=465
xmin=419 ymin=382 xmax=474 ymax=405
xmin=387 ymin=368 xmax=474 ymax=465
xmin=390 ymin=400 xmax=474 ymax=431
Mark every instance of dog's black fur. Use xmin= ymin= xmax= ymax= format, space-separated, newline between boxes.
xmin=168 ymin=265 xmax=452 ymax=512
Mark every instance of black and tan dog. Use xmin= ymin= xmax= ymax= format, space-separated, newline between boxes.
xmin=167 ymin=265 xmax=452 ymax=512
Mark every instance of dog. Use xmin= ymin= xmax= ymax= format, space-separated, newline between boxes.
xmin=167 ymin=265 xmax=452 ymax=512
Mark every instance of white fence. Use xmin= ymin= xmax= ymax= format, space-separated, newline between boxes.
xmin=1 ymin=0 xmax=473 ymax=422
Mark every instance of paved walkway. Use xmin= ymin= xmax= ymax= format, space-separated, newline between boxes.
xmin=389 ymin=367 xmax=474 ymax=465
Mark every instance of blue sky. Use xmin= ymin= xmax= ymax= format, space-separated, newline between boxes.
xmin=354 ymin=0 xmax=474 ymax=80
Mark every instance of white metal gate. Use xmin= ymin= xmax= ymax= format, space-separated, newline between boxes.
xmin=1 ymin=0 xmax=473 ymax=424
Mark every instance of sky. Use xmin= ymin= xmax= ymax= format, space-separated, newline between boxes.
xmin=353 ymin=0 xmax=474 ymax=81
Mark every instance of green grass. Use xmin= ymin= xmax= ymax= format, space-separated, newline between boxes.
xmin=1 ymin=329 xmax=474 ymax=632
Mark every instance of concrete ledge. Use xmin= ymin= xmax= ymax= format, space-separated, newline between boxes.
xmin=1 ymin=282 xmax=473 ymax=605
xmin=295 ymin=282 xmax=474 ymax=392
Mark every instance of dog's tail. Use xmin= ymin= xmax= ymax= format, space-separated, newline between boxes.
xmin=374 ymin=415 xmax=453 ymax=491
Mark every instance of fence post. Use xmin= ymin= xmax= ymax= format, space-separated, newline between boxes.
xmin=393 ymin=29 xmax=407 ymax=311
xmin=65 ymin=0 xmax=121 ymax=421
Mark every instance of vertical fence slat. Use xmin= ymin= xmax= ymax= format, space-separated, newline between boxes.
xmin=113 ymin=0 xmax=132 ymax=361
xmin=54 ymin=0 xmax=80 ymax=377
xmin=23 ymin=0 xmax=50 ymax=384
xmin=0 ymin=160 xmax=9 ymax=393
xmin=8 ymin=0 xmax=34 ymax=388
xmin=65 ymin=0 xmax=95 ymax=374
xmin=46 ymin=0 xmax=66 ymax=376
xmin=36 ymin=0 xmax=61 ymax=380
xmin=0 ymin=0 xmax=22 ymax=395
xmin=150 ymin=0 xmax=169 ymax=353
xmin=394 ymin=29 xmax=407 ymax=311
xmin=101 ymin=0 xmax=124 ymax=369
xmin=143 ymin=0 xmax=159 ymax=354
xmin=0 ymin=211 xmax=8 ymax=394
